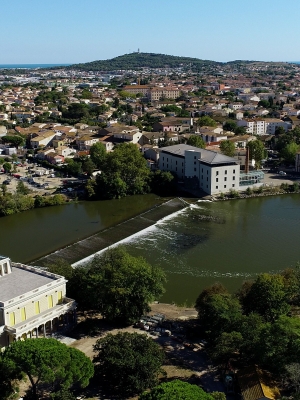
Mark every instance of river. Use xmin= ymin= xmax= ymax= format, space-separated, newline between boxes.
xmin=1 ymin=194 xmax=300 ymax=305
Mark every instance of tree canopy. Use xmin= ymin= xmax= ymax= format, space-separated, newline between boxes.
xmin=1 ymin=338 xmax=93 ymax=399
xmin=51 ymin=247 xmax=166 ymax=324
xmin=186 ymin=135 xmax=206 ymax=148
xmin=219 ymin=140 xmax=235 ymax=157
xmin=247 ymin=140 xmax=267 ymax=169
xmin=139 ymin=380 xmax=216 ymax=400
xmin=91 ymin=143 xmax=151 ymax=199
xmin=93 ymin=332 xmax=164 ymax=396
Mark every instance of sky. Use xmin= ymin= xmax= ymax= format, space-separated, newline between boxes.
xmin=1 ymin=0 xmax=300 ymax=64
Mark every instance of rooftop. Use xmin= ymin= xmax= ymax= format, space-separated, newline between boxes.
xmin=0 ymin=265 xmax=58 ymax=303
xmin=159 ymin=144 xmax=237 ymax=165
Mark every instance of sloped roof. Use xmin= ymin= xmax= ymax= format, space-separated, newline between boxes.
xmin=237 ymin=366 xmax=280 ymax=400
xmin=159 ymin=144 xmax=236 ymax=165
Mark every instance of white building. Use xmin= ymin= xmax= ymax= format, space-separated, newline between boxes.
xmin=0 ymin=256 xmax=76 ymax=348
xmin=158 ymin=144 xmax=240 ymax=195
xmin=158 ymin=144 xmax=264 ymax=195
xmin=237 ymin=118 xmax=290 ymax=135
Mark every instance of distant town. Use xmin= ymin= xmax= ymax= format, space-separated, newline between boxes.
xmin=1 ymin=52 xmax=300 ymax=400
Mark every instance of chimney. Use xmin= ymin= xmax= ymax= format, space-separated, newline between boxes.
xmin=245 ymin=146 xmax=249 ymax=173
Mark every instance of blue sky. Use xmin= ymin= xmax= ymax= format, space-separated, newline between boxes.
xmin=2 ymin=0 xmax=300 ymax=64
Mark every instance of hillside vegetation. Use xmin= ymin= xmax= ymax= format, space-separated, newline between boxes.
xmin=68 ymin=52 xmax=221 ymax=71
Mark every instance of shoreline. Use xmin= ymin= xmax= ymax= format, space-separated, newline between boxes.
xmin=212 ymin=188 xmax=300 ymax=201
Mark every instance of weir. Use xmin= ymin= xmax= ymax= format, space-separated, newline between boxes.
xmin=33 ymin=198 xmax=187 ymax=268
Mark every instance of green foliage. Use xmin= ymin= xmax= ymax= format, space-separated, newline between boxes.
xmin=84 ymin=247 xmax=166 ymax=323
xmin=2 ymin=338 xmax=93 ymax=399
xmin=89 ymin=142 xmax=107 ymax=169
xmin=281 ymin=141 xmax=300 ymax=164
xmin=211 ymin=331 xmax=243 ymax=364
xmin=247 ymin=140 xmax=267 ymax=169
xmin=93 ymin=332 xmax=164 ymax=396
xmin=186 ymin=135 xmax=206 ymax=148
xmin=220 ymin=140 xmax=235 ymax=157
xmin=34 ymin=90 xmax=68 ymax=106
xmin=94 ymin=143 xmax=151 ymax=199
xmin=150 ymin=170 xmax=177 ymax=196
xmin=241 ymin=273 xmax=290 ymax=322
xmin=197 ymin=116 xmax=217 ymax=127
xmin=139 ymin=380 xmax=215 ymax=400
xmin=195 ymin=283 xmax=242 ymax=341
xmin=16 ymin=180 xmax=31 ymax=195
xmin=69 ymin=52 xmax=220 ymax=72
xmin=223 ymin=120 xmax=237 ymax=132
xmin=1 ymin=135 xmax=24 ymax=148
xmin=2 ymin=162 xmax=12 ymax=173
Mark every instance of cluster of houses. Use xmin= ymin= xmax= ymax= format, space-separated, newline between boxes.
xmin=1 ymin=60 xmax=300 ymax=194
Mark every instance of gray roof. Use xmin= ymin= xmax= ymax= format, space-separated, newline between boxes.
xmin=0 ymin=266 xmax=57 ymax=303
xmin=159 ymin=144 xmax=237 ymax=165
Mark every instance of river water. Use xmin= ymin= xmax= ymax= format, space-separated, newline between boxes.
xmin=1 ymin=194 xmax=300 ymax=305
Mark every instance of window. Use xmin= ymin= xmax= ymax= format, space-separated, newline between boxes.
xmin=216 ymin=186 xmax=218 ymax=189
xmin=3 ymin=263 xmax=8 ymax=274
xmin=207 ymin=170 xmax=208 ymax=175
xmin=224 ymin=177 xmax=227 ymax=181
xmin=233 ymin=169 xmax=235 ymax=173
xmin=194 ymin=161 xmax=196 ymax=165
xmin=207 ymin=177 xmax=208 ymax=181
xmin=194 ymin=156 xmax=196 ymax=159
xmin=233 ymin=176 xmax=235 ymax=180
xmin=232 ymin=184 xmax=235 ymax=187
xmin=9 ymin=312 xmax=15 ymax=326
xmin=20 ymin=307 xmax=26 ymax=322
xmin=216 ymin=171 xmax=219 ymax=176
xmin=48 ymin=295 xmax=53 ymax=309
xmin=201 ymin=175 xmax=203 ymax=179
xmin=163 ymin=163 xmax=164 ymax=167
xmin=58 ymin=291 xmax=63 ymax=304
xmin=176 ymin=160 xmax=177 ymax=165
xmin=202 ymin=168 xmax=203 ymax=172
xmin=194 ymin=168 xmax=196 ymax=172
xmin=225 ymin=170 xmax=227 ymax=174
xmin=35 ymin=301 xmax=40 ymax=315
xmin=216 ymin=178 xmax=218 ymax=182
xmin=224 ymin=185 xmax=227 ymax=188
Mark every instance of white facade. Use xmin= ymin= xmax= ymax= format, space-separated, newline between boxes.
xmin=158 ymin=144 xmax=240 ymax=195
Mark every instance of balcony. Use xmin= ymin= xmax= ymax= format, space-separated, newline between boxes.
xmin=4 ymin=297 xmax=76 ymax=337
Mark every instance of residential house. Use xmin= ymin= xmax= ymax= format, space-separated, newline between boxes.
xmin=30 ymin=131 xmax=57 ymax=148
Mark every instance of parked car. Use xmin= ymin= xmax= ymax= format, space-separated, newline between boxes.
xmin=3 ymin=180 xmax=11 ymax=185
xmin=279 ymin=171 xmax=287 ymax=175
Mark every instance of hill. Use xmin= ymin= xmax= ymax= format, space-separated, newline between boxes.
xmin=68 ymin=52 xmax=221 ymax=71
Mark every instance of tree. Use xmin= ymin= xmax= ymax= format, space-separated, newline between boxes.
xmin=197 ymin=116 xmax=217 ymax=127
xmin=1 ymin=135 xmax=24 ymax=148
xmin=211 ymin=331 xmax=243 ymax=365
xmin=241 ymin=273 xmax=289 ymax=322
xmin=285 ymin=363 xmax=300 ymax=393
xmin=86 ymin=247 xmax=166 ymax=323
xmin=2 ymin=338 xmax=94 ymax=399
xmin=223 ymin=120 xmax=237 ymax=132
xmin=281 ymin=141 xmax=300 ymax=165
xmin=89 ymin=142 xmax=107 ymax=169
xmin=93 ymin=332 xmax=164 ymax=396
xmin=2 ymin=162 xmax=11 ymax=173
xmin=95 ymin=143 xmax=151 ymax=199
xmin=195 ymin=285 xmax=242 ymax=342
xmin=247 ymin=140 xmax=267 ymax=169
xmin=219 ymin=140 xmax=235 ymax=157
xmin=150 ymin=170 xmax=177 ymax=196
xmin=186 ymin=135 xmax=205 ymax=149
xmin=16 ymin=180 xmax=31 ymax=195
xmin=139 ymin=380 xmax=215 ymax=400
